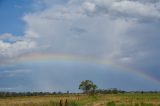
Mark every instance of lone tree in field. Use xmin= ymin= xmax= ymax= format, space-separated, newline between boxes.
xmin=79 ymin=80 xmax=97 ymax=94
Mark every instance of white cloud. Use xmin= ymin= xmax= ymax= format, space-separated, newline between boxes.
xmin=0 ymin=33 xmax=15 ymax=40
xmin=0 ymin=34 xmax=36 ymax=57
xmin=82 ymin=2 xmax=96 ymax=13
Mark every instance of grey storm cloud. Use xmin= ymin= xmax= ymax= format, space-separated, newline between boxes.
xmin=22 ymin=0 xmax=160 ymax=79
xmin=0 ymin=0 xmax=159 ymax=73
xmin=81 ymin=0 xmax=160 ymax=22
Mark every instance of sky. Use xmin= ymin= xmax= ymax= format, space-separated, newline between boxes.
xmin=0 ymin=0 xmax=160 ymax=92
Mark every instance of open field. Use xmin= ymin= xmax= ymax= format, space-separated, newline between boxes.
xmin=0 ymin=93 xmax=160 ymax=106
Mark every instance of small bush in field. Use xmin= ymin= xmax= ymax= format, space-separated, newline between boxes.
xmin=69 ymin=101 xmax=82 ymax=106
xmin=107 ymin=101 xmax=116 ymax=106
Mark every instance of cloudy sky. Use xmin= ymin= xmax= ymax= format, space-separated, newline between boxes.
xmin=0 ymin=0 xmax=160 ymax=92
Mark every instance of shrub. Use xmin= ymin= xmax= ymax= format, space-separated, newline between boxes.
xmin=69 ymin=101 xmax=82 ymax=106
xmin=107 ymin=101 xmax=116 ymax=106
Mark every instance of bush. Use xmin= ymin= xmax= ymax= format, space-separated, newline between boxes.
xmin=107 ymin=101 xmax=116 ymax=106
xmin=69 ymin=101 xmax=82 ymax=106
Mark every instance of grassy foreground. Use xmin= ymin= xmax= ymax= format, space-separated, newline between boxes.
xmin=0 ymin=93 xmax=160 ymax=106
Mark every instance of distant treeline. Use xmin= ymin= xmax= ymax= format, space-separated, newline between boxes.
xmin=96 ymin=88 xmax=126 ymax=94
xmin=0 ymin=92 xmax=61 ymax=97
xmin=96 ymin=88 xmax=160 ymax=94
xmin=0 ymin=89 xmax=160 ymax=97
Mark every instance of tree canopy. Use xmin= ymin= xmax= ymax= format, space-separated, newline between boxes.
xmin=79 ymin=80 xmax=97 ymax=94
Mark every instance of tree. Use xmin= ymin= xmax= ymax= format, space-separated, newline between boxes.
xmin=79 ymin=80 xmax=97 ymax=94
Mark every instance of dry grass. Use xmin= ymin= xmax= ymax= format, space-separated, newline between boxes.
xmin=0 ymin=95 xmax=84 ymax=106
xmin=0 ymin=93 xmax=160 ymax=106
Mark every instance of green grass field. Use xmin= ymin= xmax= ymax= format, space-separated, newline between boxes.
xmin=0 ymin=93 xmax=160 ymax=106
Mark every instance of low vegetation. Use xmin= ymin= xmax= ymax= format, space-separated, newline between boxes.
xmin=0 ymin=80 xmax=160 ymax=106
xmin=0 ymin=93 xmax=160 ymax=106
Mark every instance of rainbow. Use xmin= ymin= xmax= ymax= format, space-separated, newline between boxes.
xmin=4 ymin=52 xmax=160 ymax=84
